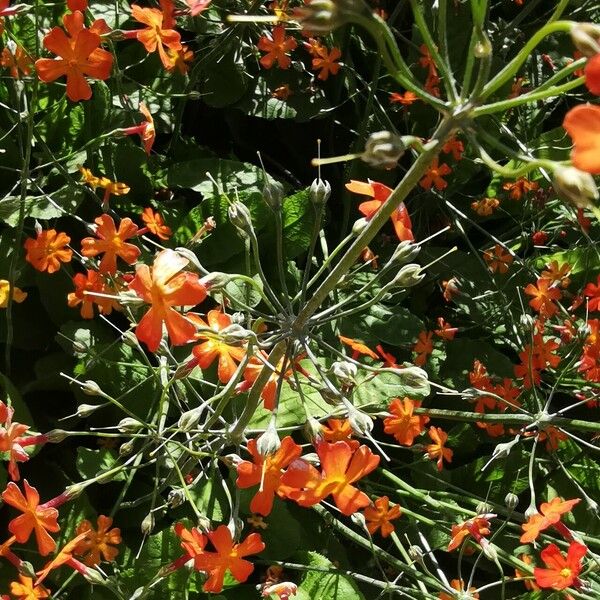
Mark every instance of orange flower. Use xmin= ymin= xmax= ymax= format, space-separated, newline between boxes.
xmin=419 ymin=158 xmax=452 ymax=190
xmin=35 ymin=533 xmax=88 ymax=585
xmin=0 ymin=280 xmax=27 ymax=308
xmin=563 ymin=104 xmax=600 ymax=173
xmin=363 ymin=496 xmax=401 ymax=537
xmin=191 ymin=309 xmax=247 ymax=383
xmin=442 ymin=137 xmax=464 ymax=161
xmin=121 ymin=102 xmax=155 ymax=154
xmin=389 ymin=91 xmax=418 ymax=106
xmin=345 ymin=179 xmax=414 ymax=242
xmin=81 ymin=214 xmax=140 ymax=274
xmin=24 ymin=229 xmax=72 ymax=274
xmin=541 ymin=260 xmax=571 ymax=288
xmin=74 ymin=515 xmax=121 ymax=566
xmin=79 ymin=166 xmax=130 ymax=208
xmin=0 ymin=411 xmax=29 ymax=481
xmin=193 ymin=525 xmax=265 ymax=593
xmin=534 ymin=541 xmax=587 ymax=591
xmin=439 ymin=579 xmax=479 ymax=600
xmin=426 ymin=426 xmax=453 ymax=471
xmin=258 ymin=25 xmax=297 ymax=69
xmin=483 ymin=244 xmax=513 ymax=274
xmin=585 ymin=53 xmax=600 ymax=95
xmin=524 ymin=278 xmax=561 ymax=317
xmin=515 ymin=553 xmax=539 ymax=591
xmin=236 ymin=436 xmax=302 ymax=516
xmin=339 ymin=335 xmax=378 ymax=360
xmin=2 ymin=480 xmax=60 ymax=556
xmin=282 ymin=441 xmax=380 ymax=515
xmin=471 ymin=197 xmax=499 ymax=216
xmin=419 ymin=44 xmax=437 ymax=75
xmin=434 ymin=317 xmax=457 ymax=340
xmin=321 ymin=418 xmax=359 ymax=449
xmin=1 ymin=44 xmax=32 ymax=78
xmin=502 ymin=177 xmax=539 ymax=200
xmin=173 ymin=522 xmax=206 ymax=568
xmin=413 ymin=330 xmax=433 ymax=366
xmin=129 ymin=249 xmax=207 ymax=352
xmin=35 ymin=12 xmax=113 ymax=102
xmin=140 ymin=207 xmax=172 ymax=240
xmin=584 ymin=274 xmax=600 ymax=311
xmin=312 ymin=45 xmax=341 ymax=81
xmin=9 ymin=575 xmax=49 ymax=600
xmin=67 ymin=270 xmax=119 ymax=319
xmin=447 ymin=515 xmax=493 ymax=552
xmin=164 ymin=44 xmax=194 ymax=74
xmin=383 ymin=398 xmax=429 ymax=446
xmin=126 ymin=0 xmax=182 ymax=69
xmin=520 ymin=497 xmax=580 ymax=543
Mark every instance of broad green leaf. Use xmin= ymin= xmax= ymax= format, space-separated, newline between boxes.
xmin=354 ymin=370 xmax=430 ymax=410
xmin=76 ymin=447 xmax=127 ymax=482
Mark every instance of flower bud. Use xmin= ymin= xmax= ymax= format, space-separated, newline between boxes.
xmin=64 ymin=482 xmax=86 ymax=499
xmin=72 ymin=340 xmax=88 ymax=354
xmin=480 ymin=538 xmax=498 ymax=561
xmin=352 ymin=217 xmax=369 ymax=235
xmin=350 ymin=511 xmax=367 ymax=529
xmin=141 ymin=512 xmax=155 ymax=535
xmin=553 ymin=166 xmax=599 ymax=209
xmin=476 ymin=501 xmax=493 ymax=515
xmin=304 ymin=416 xmax=323 ymax=443
xmin=504 ymin=492 xmax=519 ymax=511
xmin=310 ymin=178 xmax=331 ymax=205
xmin=293 ymin=0 xmax=343 ymax=34
xmin=118 ymin=417 xmax=143 ymax=433
xmin=77 ymin=403 xmax=101 ymax=417
xmin=330 ymin=360 xmax=358 ymax=384
xmin=228 ymin=201 xmax=254 ymax=238
xmin=200 ymin=271 xmax=231 ymax=291
xmin=81 ymin=380 xmax=103 ymax=396
xmin=168 ymin=488 xmax=186 ymax=508
xmin=256 ymin=421 xmax=281 ymax=457
xmin=391 ymin=366 xmax=429 ymax=390
xmin=121 ymin=330 xmax=139 ymax=348
xmin=220 ymin=324 xmax=252 ymax=344
xmin=119 ymin=440 xmax=135 ymax=457
xmin=18 ymin=561 xmax=37 ymax=579
xmin=408 ymin=545 xmax=425 ymax=565
xmin=46 ymin=429 xmax=68 ymax=443
xmin=263 ymin=179 xmax=285 ymax=211
xmin=178 ymin=407 xmax=202 ymax=432
xmin=83 ymin=567 xmax=108 ymax=585
xmin=361 ymin=131 xmax=405 ymax=169
xmin=174 ymin=247 xmax=203 ymax=272
xmin=347 ymin=407 xmax=373 ymax=436
xmin=390 ymin=263 xmax=424 ymax=288
xmin=389 ymin=240 xmax=420 ymax=265
xmin=570 ymin=23 xmax=600 ymax=57
xmin=474 ymin=31 xmax=492 ymax=58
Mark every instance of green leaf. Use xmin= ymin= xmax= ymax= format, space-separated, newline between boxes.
xmin=76 ymin=447 xmax=127 ymax=482
xmin=280 ymin=188 xmax=316 ymax=259
xmin=0 ymin=372 xmax=34 ymax=426
xmin=354 ymin=370 xmax=430 ymax=410
xmin=200 ymin=50 xmax=249 ymax=108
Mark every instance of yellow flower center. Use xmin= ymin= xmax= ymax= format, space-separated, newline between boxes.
xmin=560 ymin=567 xmax=572 ymax=579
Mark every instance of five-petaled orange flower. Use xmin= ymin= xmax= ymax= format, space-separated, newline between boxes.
xmin=502 ymin=177 xmax=539 ymax=200
xmin=35 ymin=532 xmax=88 ymax=585
xmin=258 ymin=25 xmax=297 ymax=70
xmin=321 ymin=418 xmax=359 ymax=449
xmin=129 ymin=249 xmax=207 ymax=352
xmin=74 ymin=515 xmax=122 ymax=566
xmin=524 ymin=278 xmax=561 ymax=317
xmin=173 ymin=522 xmax=206 ymax=571
xmin=192 ymin=525 xmax=265 ymax=593
xmin=584 ymin=274 xmax=600 ymax=311
xmin=438 ymin=579 xmax=479 ymax=600
xmin=191 ymin=309 xmax=247 ymax=384
xmin=447 ymin=514 xmax=494 ymax=552
xmin=563 ymin=104 xmax=600 ymax=174
xmin=520 ymin=497 xmax=580 ymax=543
xmin=81 ymin=214 xmax=141 ymax=274
xmin=442 ymin=138 xmax=464 ymax=161
xmin=35 ymin=11 xmax=113 ymax=102
xmin=345 ymin=180 xmax=414 ymax=242
xmin=126 ymin=0 xmax=182 ymax=69
xmin=363 ymin=496 xmax=401 ymax=537
xmin=1 ymin=44 xmax=33 ymax=79
xmin=67 ymin=270 xmax=119 ymax=319
xmin=419 ymin=158 xmax=452 ymax=191
xmin=534 ymin=541 xmax=587 ymax=591
xmin=413 ymin=330 xmax=433 ymax=366
xmin=483 ymin=244 xmax=513 ymax=274
xmin=426 ymin=426 xmax=453 ymax=471
xmin=236 ymin=436 xmax=302 ymax=516
xmin=2 ymin=480 xmax=60 ymax=556
xmin=339 ymin=334 xmax=378 ymax=360
xmin=0 ymin=406 xmax=29 ymax=481
xmin=383 ymin=398 xmax=429 ymax=446
xmin=24 ymin=229 xmax=72 ymax=274
xmin=282 ymin=440 xmax=380 ymax=515
xmin=9 ymin=575 xmax=50 ymax=600
xmin=121 ymin=103 xmax=156 ymax=154
xmin=471 ymin=197 xmax=499 ymax=216
xmin=390 ymin=90 xmax=418 ymax=106
xmin=140 ymin=207 xmax=172 ymax=240
xmin=312 ymin=45 xmax=341 ymax=81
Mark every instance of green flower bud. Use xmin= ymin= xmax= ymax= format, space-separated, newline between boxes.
xmin=82 ymin=380 xmax=103 ymax=396
xmin=178 ymin=407 xmax=203 ymax=432
xmin=119 ymin=440 xmax=135 ymax=457
xmin=46 ymin=429 xmax=69 ymax=443
xmin=256 ymin=420 xmax=281 ymax=457
xmin=228 ymin=201 xmax=254 ymax=238
xmin=330 ymin=360 xmax=358 ymax=384
xmin=389 ymin=240 xmax=420 ymax=265
xmin=141 ymin=512 xmax=155 ymax=536
xmin=118 ymin=417 xmax=143 ymax=433
xmin=310 ymin=178 xmax=331 ymax=205
xmin=263 ymin=179 xmax=285 ymax=211
xmin=505 ymin=492 xmax=519 ymax=511
xmin=168 ymin=488 xmax=186 ymax=508
xmin=390 ymin=263 xmax=424 ymax=288
xmin=77 ymin=404 xmax=101 ymax=418
xmin=83 ymin=567 xmax=108 ymax=585
xmin=361 ymin=131 xmax=405 ymax=169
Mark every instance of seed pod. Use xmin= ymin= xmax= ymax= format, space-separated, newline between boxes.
xmin=310 ymin=178 xmax=331 ymax=205
xmin=263 ymin=179 xmax=285 ymax=211
xmin=168 ymin=488 xmax=186 ymax=509
xmin=390 ymin=263 xmax=424 ymax=288
xmin=505 ymin=492 xmax=519 ymax=511
xmin=256 ymin=421 xmax=281 ymax=457
xmin=228 ymin=201 xmax=254 ymax=238
xmin=119 ymin=440 xmax=135 ymax=457
xmin=361 ymin=131 xmax=405 ymax=169
xmin=389 ymin=240 xmax=420 ymax=265
xmin=77 ymin=404 xmax=101 ymax=418
xmin=141 ymin=512 xmax=155 ymax=536
xmin=330 ymin=361 xmax=358 ymax=384
xmin=118 ymin=417 xmax=143 ymax=433
xmin=46 ymin=429 xmax=69 ymax=443
xmin=81 ymin=380 xmax=103 ymax=396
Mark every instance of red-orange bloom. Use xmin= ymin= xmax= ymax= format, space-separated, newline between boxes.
xmin=24 ymin=230 xmax=72 ymax=274
xmin=35 ymin=533 xmax=88 ymax=585
xmin=321 ymin=418 xmax=359 ymax=449
xmin=67 ymin=270 xmax=119 ymax=319
xmin=0 ymin=45 xmax=33 ymax=78
xmin=74 ymin=515 xmax=121 ymax=566
xmin=483 ymin=244 xmax=513 ymax=274
xmin=236 ymin=436 xmax=302 ymax=515
xmin=363 ymin=496 xmax=401 ymax=537
xmin=585 ymin=53 xmax=600 ymax=96
xmin=584 ymin=274 xmax=600 ymax=311
xmin=563 ymin=104 xmax=600 ymax=174
xmin=164 ymin=44 xmax=193 ymax=74
xmin=438 ymin=580 xmax=479 ymax=600
xmin=81 ymin=214 xmax=140 ymax=274
xmin=426 ymin=426 xmax=453 ymax=471
xmin=383 ymin=398 xmax=429 ymax=446
xmin=282 ymin=441 xmax=380 ymax=515
xmin=127 ymin=1 xmax=182 ymax=69
xmin=9 ymin=575 xmax=50 ymax=600
xmin=140 ymin=207 xmax=172 ymax=240
xmin=434 ymin=317 xmax=457 ymax=340
xmin=258 ymin=25 xmax=297 ymax=69
xmin=312 ymin=45 xmax=341 ymax=81
xmin=534 ymin=541 xmax=587 ymax=591
xmin=2 ymin=480 xmax=60 ymax=556
xmin=520 ymin=497 xmax=580 ymax=543
xmin=339 ymin=335 xmax=378 ymax=360
xmin=447 ymin=515 xmax=493 ymax=552
xmin=390 ymin=91 xmax=418 ymax=106
xmin=129 ymin=249 xmax=207 ymax=352
xmin=35 ymin=12 xmax=113 ymax=102
xmin=0 ymin=409 xmax=29 ymax=481
xmin=345 ymin=180 xmax=414 ymax=242
xmin=193 ymin=525 xmax=265 ymax=593
xmin=442 ymin=137 xmax=464 ymax=161
xmin=191 ymin=310 xmax=247 ymax=384
xmin=419 ymin=158 xmax=452 ymax=191
xmin=121 ymin=103 xmax=155 ymax=154
xmin=524 ymin=278 xmax=561 ymax=317
xmin=502 ymin=177 xmax=539 ymax=200
xmin=413 ymin=330 xmax=433 ymax=366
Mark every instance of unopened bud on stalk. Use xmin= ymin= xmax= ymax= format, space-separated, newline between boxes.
xmin=83 ymin=567 xmax=108 ymax=585
xmin=350 ymin=511 xmax=367 ymax=529
xmin=228 ymin=202 xmax=254 ymax=238
xmin=175 ymin=247 xmax=203 ymax=272
xmin=393 ymin=366 xmax=429 ymax=390
xmin=361 ymin=131 xmax=405 ymax=169
xmin=474 ymin=31 xmax=492 ymax=58
xmin=19 ymin=562 xmax=36 ymax=579
xmin=77 ymin=403 xmax=101 ymax=418
xmin=408 ymin=545 xmax=425 ymax=565
xmin=72 ymin=340 xmax=88 ymax=354
xmin=263 ymin=179 xmax=285 ymax=211
xmin=390 ymin=240 xmax=420 ymax=265
xmin=480 ymin=539 xmax=498 ymax=561
xmin=352 ymin=217 xmax=369 ymax=236
xmin=221 ymin=324 xmax=252 ymax=344
xmin=570 ymin=23 xmax=600 ymax=57
xmin=141 ymin=512 xmax=155 ymax=536
xmin=168 ymin=488 xmax=186 ymax=508
xmin=293 ymin=0 xmax=345 ymax=34
xmin=390 ymin=263 xmax=424 ymax=288
xmin=476 ymin=501 xmax=493 ymax=515
xmin=121 ymin=330 xmax=139 ymax=348
xmin=343 ymin=399 xmax=373 ymax=435
xmin=118 ymin=417 xmax=143 ymax=433
xmin=505 ymin=492 xmax=519 ymax=511
xmin=330 ymin=361 xmax=358 ymax=384
xmin=119 ymin=440 xmax=134 ymax=457
xmin=46 ymin=429 xmax=68 ymax=443
xmin=178 ymin=407 xmax=203 ymax=432
xmin=256 ymin=420 xmax=281 ymax=457
xmin=310 ymin=178 xmax=331 ymax=205
xmin=304 ymin=416 xmax=323 ymax=443
xmin=552 ymin=166 xmax=599 ymax=209
xmin=81 ymin=380 xmax=103 ymax=396
xmin=200 ymin=271 xmax=231 ymax=291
